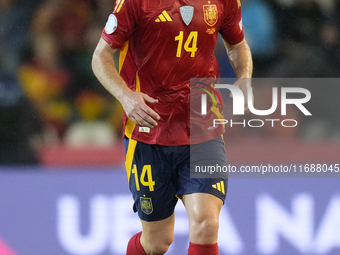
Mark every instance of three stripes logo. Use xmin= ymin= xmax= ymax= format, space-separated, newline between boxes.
xmin=155 ymin=10 xmax=173 ymax=22
xmin=212 ymin=181 xmax=225 ymax=194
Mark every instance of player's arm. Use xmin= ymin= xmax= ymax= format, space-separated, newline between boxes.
xmin=224 ymin=38 xmax=252 ymax=79
xmin=224 ymin=38 xmax=253 ymax=111
xmin=92 ymin=38 xmax=160 ymax=128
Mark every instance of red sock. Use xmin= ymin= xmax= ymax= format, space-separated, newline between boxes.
xmin=188 ymin=242 xmax=219 ymax=255
xmin=126 ymin=232 xmax=147 ymax=255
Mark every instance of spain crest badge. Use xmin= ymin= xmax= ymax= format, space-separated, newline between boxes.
xmin=140 ymin=197 xmax=153 ymax=214
xmin=203 ymin=5 xmax=218 ymax=26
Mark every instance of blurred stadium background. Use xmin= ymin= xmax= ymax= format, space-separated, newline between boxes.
xmin=0 ymin=0 xmax=340 ymax=254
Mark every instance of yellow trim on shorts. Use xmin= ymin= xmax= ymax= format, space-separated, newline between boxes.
xmin=125 ymin=138 xmax=138 ymax=183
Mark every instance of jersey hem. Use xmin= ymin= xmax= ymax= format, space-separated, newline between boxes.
xmin=126 ymin=131 xmax=224 ymax=146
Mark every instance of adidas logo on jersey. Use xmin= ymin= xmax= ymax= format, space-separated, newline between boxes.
xmin=212 ymin=181 xmax=225 ymax=194
xmin=155 ymin=10 xmax=173 ymax=22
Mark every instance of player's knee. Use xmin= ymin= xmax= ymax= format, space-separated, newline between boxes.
xmin=144 ymin=235 xmax=173 ymax=255
xmin=191 ymin=215 xmax=219 ymax=241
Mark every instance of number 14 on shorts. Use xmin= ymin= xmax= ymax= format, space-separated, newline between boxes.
xmin=131 ymin=164 xmax=155 ymax=191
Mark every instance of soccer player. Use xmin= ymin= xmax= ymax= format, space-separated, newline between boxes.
xmin=92 ymin=0 xmax=253 ymax=254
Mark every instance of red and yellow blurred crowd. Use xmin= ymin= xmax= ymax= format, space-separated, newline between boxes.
xmin=0 ymin=0 xmax=340 ymax=164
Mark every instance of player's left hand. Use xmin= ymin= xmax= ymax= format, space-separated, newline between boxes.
xmin=231 ymin=78 xmax=253 ymax=113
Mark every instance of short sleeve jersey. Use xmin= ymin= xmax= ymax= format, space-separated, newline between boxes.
xmin=102 ymin=0 xmax=244 ymax=146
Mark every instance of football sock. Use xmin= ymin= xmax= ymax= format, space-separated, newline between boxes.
xmin=188 ymin=242 xmax=219 ymax=255
xmin=126 ymin=232 xmax=147 ymax=255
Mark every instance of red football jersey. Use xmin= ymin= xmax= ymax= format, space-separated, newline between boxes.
xmin=102 ymin=0 xmax=244 ymax=146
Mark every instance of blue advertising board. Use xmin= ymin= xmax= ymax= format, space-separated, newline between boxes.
xmin=0 ymin=168 xmax=339 ymax=255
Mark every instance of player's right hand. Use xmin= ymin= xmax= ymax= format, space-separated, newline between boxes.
xmin=230 ymin=78 xmax=253 ymax=113
xmin=121 ymin=91 xmax=160 ymax=128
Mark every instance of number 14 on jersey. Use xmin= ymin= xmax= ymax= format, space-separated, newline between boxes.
xmin=175 ymin=31 xmax=198 ymax=57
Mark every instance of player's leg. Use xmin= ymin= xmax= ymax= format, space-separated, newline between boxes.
xmin=124 ymin=137 xmax=178 ymax=255
xmin=176 ymin=136 xmax=228 ymax=254
xmin=127 ymin=214 xmax=175 ymax=255
xmin=141 ymin=214 xmax=175 ymax=254
xmin=182 ymin=193 xmax=222 ymax=255
xmin=182 ymin=193 xmax=222 ymax=244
